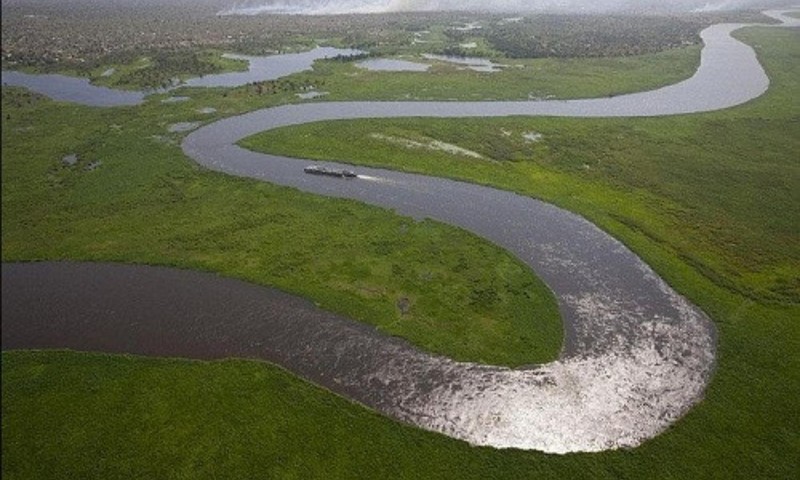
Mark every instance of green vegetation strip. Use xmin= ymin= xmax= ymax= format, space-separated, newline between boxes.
xmin=90 ymin=50 xmax=250 ymax=91
xmin=2 ymin=27 xmax=798 ymax=480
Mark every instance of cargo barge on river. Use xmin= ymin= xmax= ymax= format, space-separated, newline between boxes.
xmin=304 ymin=165 xmax=357 ymax=178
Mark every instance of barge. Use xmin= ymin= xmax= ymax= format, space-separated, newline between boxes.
xmin=304 ymin=165 xmax=357 ymax=178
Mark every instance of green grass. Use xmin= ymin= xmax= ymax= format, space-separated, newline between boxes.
xmin=3 ymin=350 xmax=531 ymax=480
xmin=2 ymin=25 xmax=799 ymax=480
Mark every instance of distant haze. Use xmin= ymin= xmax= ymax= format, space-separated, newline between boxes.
xmin=218 ymin=0 xmax=794 ymax=15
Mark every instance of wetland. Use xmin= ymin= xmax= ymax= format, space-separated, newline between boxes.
xmin=2 ymin=1 xmax=798 ymax=479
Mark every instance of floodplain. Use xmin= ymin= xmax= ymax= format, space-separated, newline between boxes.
xmin=1 ymin=1 xmax=798 ymax=479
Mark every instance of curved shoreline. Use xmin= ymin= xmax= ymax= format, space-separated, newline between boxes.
xmin=3 ymin=10 xmax=797 ymax=454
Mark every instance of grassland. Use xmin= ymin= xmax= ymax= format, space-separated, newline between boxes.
xmin=312 ymin=44 xmax=701 ymax=101
xmin=2 ymin=25 xmax=799 ymax=480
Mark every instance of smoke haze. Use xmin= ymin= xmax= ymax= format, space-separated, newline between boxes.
xmin=218 ymin=0 xmax=793 ymax=15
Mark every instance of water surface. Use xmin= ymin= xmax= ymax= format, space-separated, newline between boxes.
xmin=183 ymin=47 xmax=363 ymax=87
xmin=356 ymin=58 xmax=431 ymax=72
xmin=422 ymin=53 xmax=505 ymax=72
xmin=1 ymin=71 xmax=145 ymax=107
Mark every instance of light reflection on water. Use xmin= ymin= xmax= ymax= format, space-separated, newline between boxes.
xmin=178 ymin=11 xmax=798 ymax=452
xmin=354 ymin=174 xmax=395 ymax=183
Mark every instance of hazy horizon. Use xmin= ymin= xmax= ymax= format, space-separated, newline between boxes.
xmin=217 ymin=0 xmax=796 ymax=15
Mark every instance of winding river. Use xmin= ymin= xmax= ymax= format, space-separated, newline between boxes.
xmin=3 ymin=10 xmax=798 ymax=454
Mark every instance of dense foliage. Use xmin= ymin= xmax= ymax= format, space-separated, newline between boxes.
xmin=478 ymin=15 xmax=701 ymax=58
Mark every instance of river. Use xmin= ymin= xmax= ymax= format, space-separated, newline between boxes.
xmin=2 ymin=9 xmax=797 ymax=453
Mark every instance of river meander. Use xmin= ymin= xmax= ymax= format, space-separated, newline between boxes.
xmin=2 ymin=9 xmax=797 ymax=454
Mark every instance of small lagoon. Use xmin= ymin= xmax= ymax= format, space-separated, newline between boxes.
xmin=422 ymin=54 xmax=505 ymax=72
xmin=356 ymin=58 xmax=430 ymax=72
xmin=184 ymin=47 xmax=363 ymax=88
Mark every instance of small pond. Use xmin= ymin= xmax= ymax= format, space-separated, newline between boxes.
xmin=422 ymin=54 xmax=505 ymax=73
xmin=356 ymin=58 xmax=430 ymax=72
xmin=183 ymin=47 xmax=363 ymax=88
